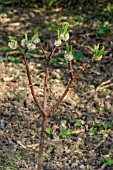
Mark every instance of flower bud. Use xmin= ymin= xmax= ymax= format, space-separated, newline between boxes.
xmin=64 ymin=52 xmax=73 ymax=61
xmin=33 ymin=38 xmax=40 ymax=44
xmin=27 ymin=42 xmax=36 ymax=50
xmin=54 ymin=39 xmax=62 ymax=47
xmin=21 ymin=39 xmax=27 ymax=47
xmin=8 ymin=41 xmax=18 ymax=49
xmin=62 ymin=32 xmax=69 ymax=41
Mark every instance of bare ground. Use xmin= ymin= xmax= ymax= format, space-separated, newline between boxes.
xmin=0 ymin=5 xmax=113 ymax=170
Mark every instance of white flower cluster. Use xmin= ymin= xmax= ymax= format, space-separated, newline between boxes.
xmin=61 ymin=32 xmax=69 ymax=41
xmin=54 ymin=33 xmax=69 ymax=47
xmin=8 ymin=41 xmax=18 ymax=49
xmin=27 ymin=42 xmax=36 ymax=50
xmin=54 ymin=39 xmax=62 ymax=47
xmin=21 ymin=39 xmax=27 ymax=47
xmin=33 ymin=38 xmax=40 ymax=44
xmin=64 ymin=52 xmax=73 ymax=61
xmin=20 ymin=38 xmax=40 ymax=50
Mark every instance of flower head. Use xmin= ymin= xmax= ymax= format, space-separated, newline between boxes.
xmin=64 ymin=52 xmax=73 ymax=61
xmin=21 ymin=39 xmax=27 ymax=48
xmin=8 ymin=40 xmax=18 ymax=49
xmin=33 ymin=38 xmax=40 ymax=44
xmin=54 ymin=39 xmax=62 ymax=47
xmin=27 ymin=42 xmax=36 ymax=50
xmin=61 ymin=32 xmax=69 ymax=41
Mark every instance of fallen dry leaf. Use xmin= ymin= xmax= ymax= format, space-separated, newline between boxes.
xmin=6 ymin=81 xmax=17 ymax=89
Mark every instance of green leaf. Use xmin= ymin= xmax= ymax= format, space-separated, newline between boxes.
xmin=58 ymin=57 xmax=66 ymax=62
xmin=26 ymin=53 xmax=31 ymax=59
xmin=99 ymin=107 xmax=105 ymax=112
xmin=34 ymin=27 xmax=38 ymax=34
xmin=49 ymin=58 xmax=57 ymax=64
xmin=75 ymin=120 xmax=81 ymax=126
xmin=9 ymin=36 xmax=15 ymax=41
xmin=96 ymin=26 xmax=109 ymax=36
xmin=0 ymin=57 xmax=3 ymax=62
xmin=73 ymin=21 xmax=80 ymax=26
xmin=8 ymin=56 xmax=16 ymax=62
xmin=103 ymin=121 xmax=111 ymax=129
xmin=31 ymin=33 xmax=38 ymax=43
xmin=93 ymin=44 xmax=105 ymax=59
xmin=66 ymin=44 xmax=73 ymax=53
xmin=57 ymin=22 xmax=69 ymax=39
xmin=47 ymin=22 xmax=56 ymax=30
xmin=96 ymin=122 xmax=102 ymax=127
xmin=98 ymin=130 xmax=107 ymax=135
xmin=90 ymin=126 xmax=95 ymax=133
xmin=102 ymin=158 xmax=112 ymax=166
xmin=73 ymin=51 xmax=83 ymax=60
xmin=59 ymin=129 xmax=72 ymax=137
xmin=106 ymin=89 xmax=111 ymax=94
xmin=46 ymin=128 xmax=51 ymax=135
xmin=104 ymin=21 xmax=109 ymax=26
xmin=62 ymin=22 xmax=69 ymax=34
xmin=35 ymin=64 xmax=39 ymax=68
xmin=2 ymin=46 xmax=10 ymax=52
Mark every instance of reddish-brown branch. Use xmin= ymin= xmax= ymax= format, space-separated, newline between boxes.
xmin=22 ymin=52 xmax=47 ymax=116
xmin=38 ymin=115 xmax=47 ymax=170
xmin=68 ymin=61 xmax=74 ymax=79
xmin=39 ymin=42 xmax=48 ymax=60
xmin=73 ymin=58 xmax=93 ymax=79
xmin=43 ymin=60 xmax=49 ymax=111
xmin=48 ymin=46 xmax=56 ymax=59
xmin=47 ymin=78 xmax=74 ymax=115
xmin=47 ymin=58 xmax=94 ymax=115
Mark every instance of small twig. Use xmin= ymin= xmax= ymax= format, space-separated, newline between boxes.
xmin=96 ymin=83 xmax=113 ymax=92
xmin=94 ymin=140 xmax=105 ymax=150
xmin=27 ymin=143 xmax=39 ymax=149
xmin=48 ymin=46 xmax=56 ymax=60
xmin=83 ymin=77 xmax=113 ymax=95
xmin=39 ymin=42 xmax=48 ymax=60
xmin=81 ymin=112 xmax=109 ymax=120
xmin=73 ymin=58 xmax=93 ymax=79
xmin=96 ymin=78 xmax=112 ymax=92
xmin=97 ymin=78 xmax=112 ymax=88
xmin=17 ymin=140 xmax=27 ymax=149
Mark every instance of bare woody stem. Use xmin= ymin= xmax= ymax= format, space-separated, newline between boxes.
xmin=38 ymin=47 xmax=56 ymax=170
xmin=21 ymin=50 xmax=47 ymax=116
xmin=38 ymin=115 xmax=47 ymax=170
xmin=68 ymin=61 xmax=74 ymax=79
xmin=73 ymin=58 xmax=93 ymax=79
xmin=39 ymin=42 xmax=48 ymax=60
xmin=47 ymin=58 xmax=94 ymax=115
xmin=47 ymin=78 xmax=74 ymax=115
xmin=20 ymin=49 xmax=48 ymax=170
xmin=43 ymin=60 xmax=49 ymax=111
xmin=48 ymin=46 xmax=56 ymax=59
